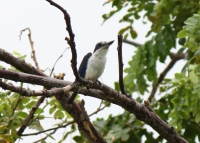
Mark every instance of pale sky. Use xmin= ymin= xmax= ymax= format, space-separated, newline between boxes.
xmin=0 ymin=0 xmax=183 ymax=142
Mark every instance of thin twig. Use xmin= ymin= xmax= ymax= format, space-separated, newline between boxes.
xmin=33 ymin=130 xmax=56 ymax=143
xmin=123 ymin=39 xmax=142 ymax=47
xmin=19 ymin=28 xmax=40 ymax=71
xmin=117 ymin=35 xmax=128 ymax=96
xmin=89 ymin=102 xmax=110 ymax=117
xmin=50 ymin=47 xmax=69 ymax=77
xmin=21 ymin=120 xmax=73 ymax=136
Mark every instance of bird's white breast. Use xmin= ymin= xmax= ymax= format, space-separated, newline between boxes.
xmin=84 ymin=50 xmax=107 ymax=80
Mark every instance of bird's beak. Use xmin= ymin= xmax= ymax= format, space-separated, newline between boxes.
xmin=103 ymin=40 xmax=114 ymax=49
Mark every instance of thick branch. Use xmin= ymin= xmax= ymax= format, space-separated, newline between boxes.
xmin=56 ymin=94 xmax=107 ymax=143
xmin=0 ymin=69 xmax=188 ymax=143
xmin=0 ymin=48 xmax=45 ymax=76
xmin=0 ymin=79 xmax=78 ymax=98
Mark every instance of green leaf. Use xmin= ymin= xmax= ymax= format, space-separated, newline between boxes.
xmin=18 ymin=112 xmax=28 ymax=119
xmin=73 ymin=136 xmax=82 ymax=142
xmin=195 ymin=112 xmax=200 ymax=123
xmin=118 ymin=26 xmax=129 ymax=35
xmin=13 ymin=51 xmax=21 ymax=56
xmin=112 ymin=0 xmax=121 ymax=8
xmin=26 ymin=100 xmax=36 ymax=109
xmin=35 ymin=108 xmax=43 ymax=114
xmin=177 ymin=29 xmax=186 ymax=38
xmin=49 ymin=107 xmax=56 ymax=114
xmin=114 ymin=82 xmax=120 ymax=91
xmin=130 ymin=27 xmax=137 ymax=39
xmin=194 ymin=49 xmax=200 ymax=57
xmin=54 ymin=110 xmax=64 ymax=119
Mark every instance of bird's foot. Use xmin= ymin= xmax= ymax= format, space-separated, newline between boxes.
xmin=94 ymin=80 xmax=103 ymax=88
xmin=86 ymin=80 xmax=102 ymax=89
xmin=85 ymin=80 xmax=94 ymax=89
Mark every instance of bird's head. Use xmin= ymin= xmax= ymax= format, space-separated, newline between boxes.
xmin=93 ymin=40 xmax=114 ymax=55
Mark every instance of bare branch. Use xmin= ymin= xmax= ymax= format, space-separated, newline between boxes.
xmin=123 ymin=39 xmax=142 ymax=47
xmin=0 ymin=68 xmax=70 ymax=88
xmin=19 ymin=28 xmax=41 ymax=71
xmin=0 ymin=78 xmax=78 ymax=98
xmin=0 ymin=48 xmax=45 ymax=76
xmin=117 ymin=35 xmax=128 ymax=96
xmin=32 ymin=130 xmax=57 ymax=143
xmin=50 ymin=47 xmax=69 ymax=77
xmin=21 ymin=120 xmax=74 ymax=136
xmin=56 ymin=93 xmax=107 ymax=143
xmin=89 ymin=102 xmax=110 ymax=117
xmin=46 ymin=0 xmax=80 ymax=80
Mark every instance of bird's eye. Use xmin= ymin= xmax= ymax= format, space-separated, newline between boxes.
xmin=97 ymin=43 xmax=101 ymax=47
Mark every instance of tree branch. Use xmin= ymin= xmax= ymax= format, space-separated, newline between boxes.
xmin=0 ymin=69 xmax=188 ymax=143
xmin=50 ymin=47 xmax=68 ymax=77
xmin=46 ymin=0 xmax=79 ymax=81
xmin=123 ymin=39 xmax=142 ymax=47
xmin=117 ymin=35 xmax=128 ymax=96
xmin=55 ymin=93 xmax=107 ymax=143
xmin=0 ymin=48 xmax=45 ymax=76
xmin=21 ymin=120 xmax=74 ymax=136
xmin=0 ymin=78 xmax=78 ymax=98
xmin=19 ymin=28 xmax=41 ymax=71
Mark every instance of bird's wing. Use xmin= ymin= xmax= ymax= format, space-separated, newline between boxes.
xmin=78 ymin=52 xmax=92 ymax=78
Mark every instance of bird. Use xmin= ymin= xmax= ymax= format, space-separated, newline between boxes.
xmin=67 ymin=40 xmax=114 ymax=104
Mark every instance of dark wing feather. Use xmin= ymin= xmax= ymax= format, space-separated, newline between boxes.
xmin=78 ymin=52 xmax=92 ymax=78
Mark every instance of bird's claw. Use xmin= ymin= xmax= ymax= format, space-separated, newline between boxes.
xmin=94 ymin=80 xmax=102 ymax=87
xmin=86 ymin=80 xmax=102 ymax=89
